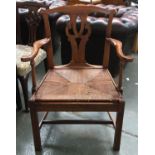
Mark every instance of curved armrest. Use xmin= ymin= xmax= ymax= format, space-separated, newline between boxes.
xmin=21 ymin=37 xmax=50 ymax=62
xmin=106 ymin=38 xmax=134 ymax=62
xmin=20 ymin=37 xmax=50 ymax=93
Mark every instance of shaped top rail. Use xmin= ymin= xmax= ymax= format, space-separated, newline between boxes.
xmin=39 ymin=4 xmax=117 ymax=16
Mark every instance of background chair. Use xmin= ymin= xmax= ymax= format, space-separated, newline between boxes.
xmin=22 ymin=5 xmax=133 ymax=151
xmin=16 ymin=1 xmax=48 ymax=111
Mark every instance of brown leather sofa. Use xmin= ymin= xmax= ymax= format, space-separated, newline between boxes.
xmin=56 ymin=2 xmax=138 ymax=75
xmin=18 ymin=0 xmax=138 ymax=75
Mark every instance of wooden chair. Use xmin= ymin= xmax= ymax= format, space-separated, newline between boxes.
xmin=22 ymin=5 xmax=133 ymax=151
xmin=16 ymin=2 xmax=48 ymax=111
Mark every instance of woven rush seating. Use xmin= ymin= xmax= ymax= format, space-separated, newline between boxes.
xmin=34 ymin=66 xmax=121 ymax=102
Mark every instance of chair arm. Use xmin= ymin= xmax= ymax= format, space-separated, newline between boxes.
xmin=106 ymin=38 xmax=134 ymax=93
xmin=21 ymin=37 xmax=50 ymax=62
xmin=21 ymin=37 xmax=50 ymax=93
xmin=106 ymin=38 xmax=133 ymax=62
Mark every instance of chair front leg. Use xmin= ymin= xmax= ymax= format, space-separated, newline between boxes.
xmin=30 ymin=106 xmax=41 ymax=151
xmin=113 ymin=102 xmax=125 ymax=150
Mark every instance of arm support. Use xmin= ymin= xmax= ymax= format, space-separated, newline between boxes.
xmin=106 ymin=38 xmax=134 ymax=93
xmin=106 ymin=38 xmax=133 ymax=62
xmin=21 ymin=37 xmax=50 ymax=62
xmin=21 ymin=37 xmax=50 ymax=92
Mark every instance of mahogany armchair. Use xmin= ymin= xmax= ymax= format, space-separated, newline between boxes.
xmin=16 ymin=1 xmax=48 ymax=111
xmin=21 ymin=5 xmax=133 ymax=151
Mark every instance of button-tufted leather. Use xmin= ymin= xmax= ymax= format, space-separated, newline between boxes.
xmin=56 ymin=3 xmax=138 ymax=35
xmin=54 ymin=1 xmax=138 ymax=76
xmin=17 ymin=0 xmax=138 ymax=76
xmin=18 ymin=0 xmax=138 ymax=40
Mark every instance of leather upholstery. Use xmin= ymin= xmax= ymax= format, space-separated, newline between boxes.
xmin=18 ymin=0 xmax=138 ymax=40
xmin=55 ymin=2 xmax=138 ymax=75
xmin=57 ymin=3 xmax=138 ymax=35
xmin=18 ymin=0 xmax=138 ymax=34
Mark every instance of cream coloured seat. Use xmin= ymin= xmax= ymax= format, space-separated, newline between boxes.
xmin=16 ymin=45 xmax=46 ymax=76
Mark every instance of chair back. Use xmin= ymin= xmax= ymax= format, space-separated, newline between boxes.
xmin=16 ymin=1 xmax=48 ymax=45
xmin=40 ymin=5 xmax=116 ymax=68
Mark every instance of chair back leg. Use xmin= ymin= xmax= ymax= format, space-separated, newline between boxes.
xmin=18 ymin=75 xmax=29 ymax=112
xmin=16 ymin=78 xmax=22 ymax=110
